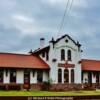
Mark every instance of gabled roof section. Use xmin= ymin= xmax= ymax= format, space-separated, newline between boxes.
xmin=32 ymin=34 xmax=81 ymax=54
xmin=82 ymin=59 xmax=100 ymax=71
xmin=56 ymin=34 xmax=77 ymax=44
xmin=0 ymin=53 xmax=49 ymax=69
xmin=50 ymin=34 xmax=81 ymax=47
xmin=33 ymin=46 xmax=50 ymax=54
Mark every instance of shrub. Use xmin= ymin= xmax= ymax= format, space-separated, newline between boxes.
xmin=42 ymin=79 xmax=52 ymax=91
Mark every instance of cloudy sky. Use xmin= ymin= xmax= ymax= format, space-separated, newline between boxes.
xmin=0 ymin=0 xmax=100 ymax=59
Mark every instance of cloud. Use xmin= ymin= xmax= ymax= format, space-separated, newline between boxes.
xmin=11 ymin=14 xmax=36 ymax=34
xmin=41 ymin=0 xmax=88 ymax=8
xmin=0 ymin=0 xmax=16 ymax=12
xmin=12 ymin=14 xmax=34 ymax=23
xmin=0 ymin=0 xmax=100 ymax=59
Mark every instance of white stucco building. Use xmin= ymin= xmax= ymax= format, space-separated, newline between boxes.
xmin=33 ymin=35 xmax=82 ymax=84
xmin=0 ymin=34 xmax=100 ymax=90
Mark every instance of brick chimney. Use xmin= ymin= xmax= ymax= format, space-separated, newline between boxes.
xmin=40 ymin=38 xmax=45 ymax=48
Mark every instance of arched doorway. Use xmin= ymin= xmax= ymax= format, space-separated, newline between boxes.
xmin=64 ymin=69 xmax=69 ymax=83
xmin=58 ymin=69 xmax=62 ymax=83
xmin=71 ymin=69 xmax=74 ymax=83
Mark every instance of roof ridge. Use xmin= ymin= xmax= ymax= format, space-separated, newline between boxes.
xmin=0 ymin=52 xmax=30 ymax=56
xmin=82 ymin=59 xmax=100 ymax=62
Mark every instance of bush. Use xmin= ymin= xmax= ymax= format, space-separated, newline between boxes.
xmin=42 ymin=79 xmax=52 ymax=91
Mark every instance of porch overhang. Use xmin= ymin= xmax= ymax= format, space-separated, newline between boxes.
xmin=82 ymin=59 xmax=100 ymax=71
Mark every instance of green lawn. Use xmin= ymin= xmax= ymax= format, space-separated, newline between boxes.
xmin=0 ymin=90 xmax=100 ymax=96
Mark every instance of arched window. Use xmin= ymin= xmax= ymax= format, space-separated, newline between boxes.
xmin=61 ymin=49 xmax=65 ymax=61
xmin=58 ymin=69 xmax=62 ymax=83
xmin=71 ymin=69 xmax=74 ymax=83
xmin=67 ymin=50 xmax=71 ymax=61
xmin=64 ymin=69 xmax=69 ymax=83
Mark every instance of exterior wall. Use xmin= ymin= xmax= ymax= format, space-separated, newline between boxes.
xmin=92 ymin=72 xmax=96 ymax=83
xmin=30 ymin=70 xmax=37 ymax=84
xmin=3 ymin=69 xmax=48 ymax=84
xmin=83 ymin=72 xmax=98 ymax=84
xmin=3 ymin=35 xmax=82 ymax=85
xmin=39 ymin=36 xmax=82 ymax=84
xmin=74 ymin=48 xmax=82 ymax=83
xmin=83 ymin=72 xmax=88 ymax=83
xmin=54 ymin=37 xmax=81 ymax=83
xmin=16 ymin=70 xmax=24 ymax=84
xmin=39 ymin=44 xmax=58 ymax=83
xmin=30 ymin=70 xmax=49 ymax=83
xmin=4 ymin=69 xmax=24 ymax=84
xmin=74 ymin=64 xmax=81 ymax=83
xmin=43 ymin=71 xmax=49 ymax=82
xmin=49 ymin=44 xmax=58 ymax=83
xmin=3 ymin=70 xmax=10 ymax=83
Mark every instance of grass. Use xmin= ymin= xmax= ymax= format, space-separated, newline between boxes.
xmin=0 ymin=90 xmax=100 ymax=96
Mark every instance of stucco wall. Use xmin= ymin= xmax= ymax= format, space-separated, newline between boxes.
xmin=3 ymin=70 xmax=10 ymax=83
xmin=83 ymin=72 xmax=88 ymax=83
xmin=3 ymin=69 xmax=48 ymax=84
xmin=92 ymin=73 xmax=96 ymax=83
xmin=48 ymin=36 xmax=82 ymax=83
xmin=30 ymin=70 xmax=37 ymax=84
xmin=43 ymin=71 xmax=49 ymax=82
xmin=37 ymin=35 xmax=82 ymax=84
xmin=16 ymin=70 xmax=24 ymax=84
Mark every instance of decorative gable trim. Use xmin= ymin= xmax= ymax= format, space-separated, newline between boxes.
xmin=49 ymin=34 xmax=81 ymax=48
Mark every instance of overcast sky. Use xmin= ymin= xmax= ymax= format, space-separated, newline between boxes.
xmin=0 ymin=0 xmax=100 ymax=59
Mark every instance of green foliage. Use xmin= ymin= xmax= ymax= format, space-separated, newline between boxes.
xmin=42 ymin=79 xmax=53 ymax=91
xmin=43 ymin=79 xmax=53 ymax=86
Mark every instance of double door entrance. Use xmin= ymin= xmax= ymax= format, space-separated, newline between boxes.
xmin=23 ymin=69 xmax=44 ymax=90
xmin=23 ymin=69 xmax=30 ymax=90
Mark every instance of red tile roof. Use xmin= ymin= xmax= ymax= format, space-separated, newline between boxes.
xmin=0 ymin=53 xmax=49 ymax=69
xmin=82 ymin=59 xmax=100 ymax=71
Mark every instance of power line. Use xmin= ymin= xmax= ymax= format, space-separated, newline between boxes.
xmin=57 ymin=0 xmax=70 ymax=35
xmin=65 ymin=0 xmax=74 ymax=24
xmin=68 ymin=0 xmax=74 ymax=15
xmin=57 ymin=0 xmax=74 ymax=37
